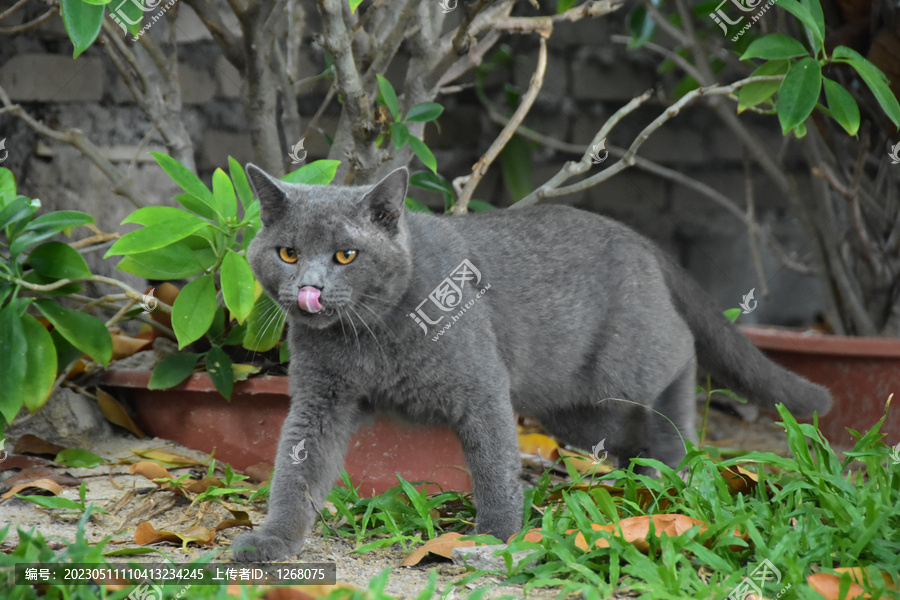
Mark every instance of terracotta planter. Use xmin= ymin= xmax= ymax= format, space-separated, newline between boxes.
xmin=100 ymin=370 xmax=471 ymax=496
xmin=741 ymin=326 xmax=900 ymax=446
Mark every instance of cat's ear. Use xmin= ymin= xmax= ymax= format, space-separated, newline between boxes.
xmin=246 ymin=163 xmax=286 ymax=227
xmin=361 ymin=167 xmax=408 ymax=232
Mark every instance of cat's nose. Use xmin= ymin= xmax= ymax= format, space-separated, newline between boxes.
xmin=298 ymin=286 xmax=323 ymax=313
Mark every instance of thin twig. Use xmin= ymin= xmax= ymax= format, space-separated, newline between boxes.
xmin=0 ymin=8 xmax=54 ymax=33
xmin=452 ymin=34 xmax=549 ymax=214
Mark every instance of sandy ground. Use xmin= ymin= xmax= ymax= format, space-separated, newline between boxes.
xmin=0 ymin=399 xmax=797 ymax=599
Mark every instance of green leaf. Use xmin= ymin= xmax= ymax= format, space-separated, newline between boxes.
xmin=55 ymin=448 xmax=104 ymax=468
xmin=243 ymin=295 xmax=285 ymax=352
xmin=171 ymin=275 xmax=217 ymax=349
xmin=229 ymin=156 xmax=255 ymax=213
xmin=377 ymin=74 xmax=400 ymax=120
xmin=34 ymin=299 xmax=112 ymax=367
xmin=391 ymin=122 xmax=410 ymax=150
xmin=206 ymin=345 xmax=234 ymax=401
xmin=21 ymin=314 xmax=57 ymax=413
xmin=349 ymin=0 xmax=365 ymax=13
xmin=123 ymin=206 xmax=205 ymax=227
xmin=404 ymin=197 xmax=432 ymax=213
xmin=776 ymin=57 xmax=822 ymax=134
xmin=823 ymin=78 xmax=860 ymax=136
xmin=740 ymin=34 xmax=808 ymax=60
xmin=0 ymin=168 xmax=16 ymax=206
xmin=408 ymin=137 xmax=437 ymax=174
xmin=148 ymin=353 xmax=202 ymax=389
xmin=0 ymin=196 xmax=38 ymax=231
xmin=557 ymin=0 xmax=577 ymax=13
xmin=0 ymin=303 xmax=26 ymax=422
xmin=15 ymin=495 xmax=84 ymax=511
xmin=832 ymin=46 xmax=900 ymax=130
xmin=9 ymin=211 xmax=95 ymax=257
xmin=60 ymin=0 xmax=104 ymax=58
xmin=467 ymin=199 xmax=496 ymax=211
xmin=724 ymin=308 xmax=741 ymax=323
xmin=499 ymin=135 xmax=534 ymax=202
xmin=738 ymin=60 xmax=788 ymax=113
xmin=405 ymin=102 xmax=444 ymax=123
xmin=27 ymin=241 xmax=92 ymax=281
xmin=281 ymin=160 xmax=341 ymax=185
xmin=626 ymin=5 xmax=656 ymax=49
xmin=212 ymin=168 xmax=238 ymax=220
xmin=104 ymin=220 xmax=208 ymax=257
xmin=116 ymin=241 xmax=216 ymax=280
xmin=151 ymin=152 xmax=215 ymax=205
xmin=173 ymin=193 xmax=217 ymax=221
xmin=777 ymin=0 xmax=824 ymax=53
xmin=220 ymin=250 xmax=255 ymax=324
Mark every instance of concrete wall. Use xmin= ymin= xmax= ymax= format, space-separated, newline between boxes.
xmin=0 ymin=3 xmax=824 ymax=325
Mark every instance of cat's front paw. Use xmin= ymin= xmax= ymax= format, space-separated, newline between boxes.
xmin=232 ymin=530 xmax=302 ymax=562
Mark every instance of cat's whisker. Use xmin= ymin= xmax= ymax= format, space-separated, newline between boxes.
xmin=347 ymin=302 xmax=388 ymax=361
xmin=352 ymin=298 xmax=397 ymax=342
xmin=340 ymin=306 xmax=361 ymax=352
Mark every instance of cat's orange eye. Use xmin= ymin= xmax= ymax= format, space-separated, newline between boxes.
xmin=335 ymin=250 xmax=357 ymax=265
xmin=278 ymin=247 xmax=298 ymax=263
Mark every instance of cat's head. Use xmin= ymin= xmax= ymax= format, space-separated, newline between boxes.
xmin=245 ymin=164 xmax=413 ymax=331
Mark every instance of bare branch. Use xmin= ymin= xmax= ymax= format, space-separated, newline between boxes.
xmin=0 ymin=8 xmax=54 ymax=34
xmin=183 ymin=0 xmax=246 ymax=70
xmin=452 ymin=34 xmax=549 ymax=214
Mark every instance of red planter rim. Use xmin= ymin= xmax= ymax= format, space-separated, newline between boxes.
xmin=101 ymin=369 xmax=289 ymax=395
xmin=739 ymin=325 xmax=900 ymax=359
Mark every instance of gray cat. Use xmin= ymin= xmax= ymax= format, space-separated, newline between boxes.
xmin=232 ymin=164 xmax=832 ymax=561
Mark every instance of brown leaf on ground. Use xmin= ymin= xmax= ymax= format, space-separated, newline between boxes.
xmin=833 ymin=568 xmax=898 ymax=591
xmin=134 ymin=522 xmax=215 ymax=547
xmin=400 ymin=532 xmax=478 ymax=567
xmin=96 ymin=389 xmax=146 ymax=438
xmin=130 ymin=447 xmax=203 ymax=468
xmin=186 ymin=477 xmax=224 ymax=494
xmin=228 ymin=508 xmax=251 ymax=521
xmin=807 ymin=573 xmax=873 ymax=599
xmin=214 ymin=518 xmax=254 ymax=532
xmin=573 ymin=515 xmax=707 ymax=552
xmin=1 ymin=478 xmax=66 ymax=499
xmin=0 ymin=455 xmax=52 ymax=472
xmin=14 ymin=435 xmax=66 ymax=457
xmin=558 ymin=448 xmax=614 ymax=474
xmin=244 ymin=462 xmax=274 ymax=483
xmin=111 ymin=334 xmax=151 ymax=360
xmin=2 ymin=467 xmax=81 ymax=492
xmin=517 ymin=433 xmax=560 ymax=460
xmin=721 ymin=465 xmax=759 ymax=495
xmin=129 ymin=461 xmax=173 ymax=481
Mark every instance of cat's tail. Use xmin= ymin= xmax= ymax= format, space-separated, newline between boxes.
xmin=656 ymin=251 xmax=832 ymax=417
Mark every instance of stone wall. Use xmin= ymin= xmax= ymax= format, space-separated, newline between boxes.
xmin=0 ymin=2 xmax=824 ymax=326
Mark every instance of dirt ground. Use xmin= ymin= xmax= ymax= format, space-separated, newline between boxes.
xmin=0 ymin=398 xmax=798 ymax=599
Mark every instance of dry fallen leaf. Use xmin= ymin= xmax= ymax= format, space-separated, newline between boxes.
xmin=134 ymin=522 xmax=215 ymax=548
xmin=186 ymin=477 xmax=224 ymax=494
xmin=0 ymin=454 xmax=52 ymax=472
xmin=721 ymin=465 xmax=759 ymax=495
xmin=129 ymin=460 xmax=173 ymax=481
xmin=96 ymin=389 xmax=146 ymax=439
xmin=807 ymin=573 xmax=872 ymax=600
xmin=150 ymin=282 xmax=180 ymax=331
xmin=832 ymin=568 xmax=898 ymax=591
xmin=244 ymin=462 xmax=274 ymax=483
xmin=517 ymin=433 xmax=560 ymax=460
xmin=14 ymin=434 xmax=66 ymax=457
xmin=1 ymin=478 xmax=66 ymax=499
xmin=400 ymin=532 xmax=477 ymax=566
xmin=130 ymin=447 xmax=203 ymax=468
xmin=558 ymin=448 xmax=614 ymax=475
xmin=2 ymin=467 xmax=81 ymax=492
xmin=111 ymin=334 xmax=151 ymax=360
xmin=215 ymin=518 xmax=254 ymax=532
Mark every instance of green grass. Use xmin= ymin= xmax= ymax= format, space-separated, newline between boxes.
xmin=3 ymin=404 xmax=899 ymax=599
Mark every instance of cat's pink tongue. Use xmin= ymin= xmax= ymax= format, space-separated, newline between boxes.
xmin=298 ymin=286 xmax=323 ymax=313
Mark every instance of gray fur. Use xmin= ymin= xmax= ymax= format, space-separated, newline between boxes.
xmin=232 ymin=165 xmax=832 ymax=561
